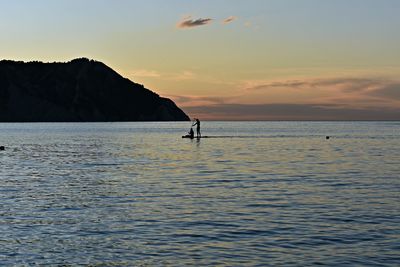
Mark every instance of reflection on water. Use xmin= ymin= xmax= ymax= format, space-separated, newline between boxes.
xmin=0 ymin=122 xmax=399 ymax=266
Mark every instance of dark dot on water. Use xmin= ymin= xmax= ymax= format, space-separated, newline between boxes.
xmin=0 ymin=146 xmax=5 ymax=150
xmin=326 ymin=136 xmax=330 ymax=140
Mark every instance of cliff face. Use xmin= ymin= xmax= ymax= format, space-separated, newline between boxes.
xmin=0 ymin=58 xmax=190 ymax=122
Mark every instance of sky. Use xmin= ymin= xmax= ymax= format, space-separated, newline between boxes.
xmin=1 ymin=0 xmax=400 ymax=120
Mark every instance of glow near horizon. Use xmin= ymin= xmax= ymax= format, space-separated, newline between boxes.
xmin=1 ymin=0 xmax=399 ymax=120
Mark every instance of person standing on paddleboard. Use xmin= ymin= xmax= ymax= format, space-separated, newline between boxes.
xmin=192 ymin=118 xmax=201 ymax=138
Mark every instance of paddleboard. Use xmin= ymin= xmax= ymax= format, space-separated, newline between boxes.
xmin=182 ymin=136 xmax=208 ymax=139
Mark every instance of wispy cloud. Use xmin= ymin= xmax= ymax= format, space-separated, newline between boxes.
xmin=183 ymin=103 xmax=400 ymax=121
xmin=177 ymin=16 xmax=213 ymax=29
xmin=223 ymin=16 xmax=237 ymax=24
xmin=131 ymin=69 xmax=161 ymax=78
xmin=167 ymin=94 xmax=228 ymax=108
xmin=242 ymin=76 xmax=400 ymax=110
xmin=244 ymin=77 xmax=386 ymax=92
xmin=170 ymin=71 xmax=195 ymax=81
xmin=174 ymin=76 xmax=400 ymax=120
xmin=368 ymin=83 xmax=400 ymax=100
xmin=126 ymin=69 xmax=196 ymax=82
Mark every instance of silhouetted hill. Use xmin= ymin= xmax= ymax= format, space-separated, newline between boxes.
xmin=0 ymin=58 xmax=190 ymax=122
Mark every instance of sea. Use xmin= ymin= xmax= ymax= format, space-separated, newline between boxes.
xmin=0 ymin=121 xmax=399 ymax=266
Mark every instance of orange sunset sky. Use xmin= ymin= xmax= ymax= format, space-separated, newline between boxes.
xmin=1 ymin=0 xmax=399 ymax=120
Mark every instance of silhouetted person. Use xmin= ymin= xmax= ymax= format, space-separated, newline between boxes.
xmin=192 ymin=118 xmax=201 ymax=138
xmin=189 ymin=127 xmax=194 ymax=139
xmin=182 ymin=127 xmax=195 ymax=139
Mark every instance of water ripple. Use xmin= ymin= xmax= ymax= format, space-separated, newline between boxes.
xmin=0 ymin=122 xmax=399 ymax=266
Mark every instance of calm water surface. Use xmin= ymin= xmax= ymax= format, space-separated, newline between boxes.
xmin=0 ymin=122 xmax=399 ymax=266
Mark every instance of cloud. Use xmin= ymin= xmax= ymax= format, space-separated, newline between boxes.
xmin=131 ymin=70 xmax=160 ymax=78
xmin=126 ymin=69 xmax=196 ymax=81
xmin=368 ymin=83 xmax=400 ymax=100
xmin=177 ymin=16 xmax=213 ymax=29
xmin=244 ymin=77 xmax=386 ymax=92
xmin=170 ymin=71 xmax=195 ymax=81
xmin=167 ymin=95 xmax=228 ymax=108
xmin=242 ymin=77 xmax=400 ymax=107
xmin=183 ymin=103 xmax=400 ymax=121
xmin=174 ymin=76 xmax=400 ymax=120
xmin=223 ymin=16 xmax=237 ymax=24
